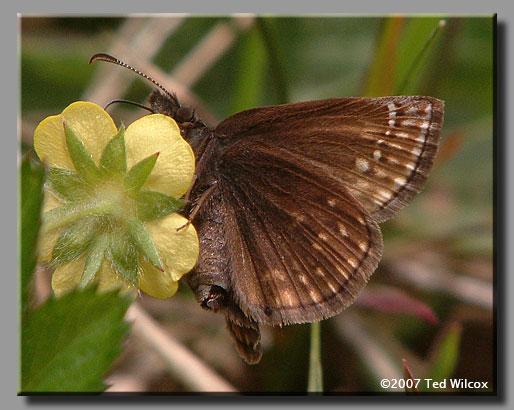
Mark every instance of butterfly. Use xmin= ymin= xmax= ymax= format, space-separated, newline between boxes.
xmin=90 ymin=53 xmax=444 ymax=364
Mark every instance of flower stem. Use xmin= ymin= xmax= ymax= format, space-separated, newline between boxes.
xmin=307 ymin=321 xmax=323 ymax=393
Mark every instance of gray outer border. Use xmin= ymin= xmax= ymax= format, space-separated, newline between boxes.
xmin=9 ymin=0 xmax=511 ymax=408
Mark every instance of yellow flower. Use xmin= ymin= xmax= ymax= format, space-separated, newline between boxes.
xmin=33 ymin=101 xmax=199 ymax=298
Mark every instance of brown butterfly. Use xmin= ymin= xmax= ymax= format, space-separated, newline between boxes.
xmin=90 ymin=53 xmax=444 ymax=364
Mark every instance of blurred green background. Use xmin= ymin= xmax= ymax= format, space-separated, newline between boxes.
xmin=20 ymin=15 xmax=494 ymax=393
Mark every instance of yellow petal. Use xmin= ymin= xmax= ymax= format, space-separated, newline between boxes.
xmin=125 ymin=114 xmax=195 ymax=198
xmin=51 ymin=257 xmax=137 ymax=297
xmin=139 ymin=213 xmax=199 ymax=298
xmin=147 ymin=213 xmax=199 ymax=281
xmin=33 ymin=102 xmax=118 ymax=170
xmin=138 ymin=260 xmax=179 ymax=299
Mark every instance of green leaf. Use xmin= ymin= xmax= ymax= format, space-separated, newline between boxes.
xmin=229 ymin=25 xmax=267 ymax=113
xmin=394 ymin=18 xmax=445 ymax=95
xmin=127 ymin=219 xmax=163 ymax=271
xmin=80 ymin=234 xmax=109 ymax=287
xmin=135 ymin=190 xmax=185 ymax=222
xmin=256 ymin=18 xmax=289 ymax=104
xmin=21 ymin=286 xmax=131 ymax=392
xmin=107 ymin=231 xmax=139 ymax=284
xmin=422 ymin=322 xmax=462 ymax=392
xmin=124 ymin=152 xmax=159 ymax=192
xmin=362 ymin=17 xmax=405 ymax=96
xmin=64 ymin=121 xmax=102 ymax=185
xmin=49 ymin=219 xmax=97 ymax=267
xmin=47 ymin=167 xmax=90 ymax=202
xmin=99 ymin=125 xmax=127 ymax=176
xmin=20 ymin=155 xmax=45 ymax=316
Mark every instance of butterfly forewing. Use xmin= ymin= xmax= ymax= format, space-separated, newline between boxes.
xmin=215 ymin=96 xmax=444 ymax=224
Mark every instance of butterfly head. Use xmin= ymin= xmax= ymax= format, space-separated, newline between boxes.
xmin=148 ymin=90 xmax=198 ymax=125
xmin=89 ymin=53 xmax=208 ymax=152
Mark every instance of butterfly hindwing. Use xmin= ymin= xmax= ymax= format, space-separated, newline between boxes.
xmin=216 ymin=143 xmax=383 ymax=326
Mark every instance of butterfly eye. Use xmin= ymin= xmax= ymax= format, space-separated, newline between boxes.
xmin=175 ymin=106 xmax=194 ymax=123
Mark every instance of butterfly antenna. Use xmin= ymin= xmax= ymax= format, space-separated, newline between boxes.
xmin=103 ymin=98 xmax=155 ymax=113
xmin=89 ymin=53 xmax=179 ymax=105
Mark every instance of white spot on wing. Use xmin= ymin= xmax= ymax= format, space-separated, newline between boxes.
xmin=394 ymin=176 xmax=407 ymax=187
xmin=415 ymin=134 xmax=426 ymax=143
xmin=309 ymin=289 xmax=321 ymax=302
xmin=388 ymin=142 xmax=404 ymax=150
xmin=327 ymin=282 xmax=338 ymax=293
xmin=339 ymin=268 xmax=349 ymax=280
xmin=373 ymin=150 xmax=382 ymax=160
xmin=379 ymin=190 xmax=392 ymax=200
xmin=318 ymin=232 xmax=329 ymax=241
xmin=355 ymin=157 xmax=369 ymax=172
xmin=402 ymin=119 xmax=417 ymax=127
xmin=338 ymin=223 xmax=348 ymax=237
xmin=313 ymin=243 xmax=323 ymax=251
xmin=348 ymin=258 xmax=359 ymax=268
xmin=396 ymin=132 xmax=411 ymax=139
xmin=388 ymin=103 xmax=397 ymax=114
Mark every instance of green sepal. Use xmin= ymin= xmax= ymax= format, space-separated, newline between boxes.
xmin=43 ymin=200 xmax=110 ymax=233
xmin=127 ymin=219 xmax=163 ymax=271
xmin=80 ymin=234 xmax=109 ymax=287
xmin=135 ymin=190 xmax=186 ymax=222
xmin=47 ymin=167 xmax=91 ymax=202
xmin=107 ymin=230 xmax=139 ymax=285
xmin=49 ymin=219 xmax=98 ymax=267
xmin=64 ymin=121 xmax=102 ymax=185
xmin=124 ymin=152 xmax=159 ymax=192
xmin=100 ymin=125 xmax=127 ymax=177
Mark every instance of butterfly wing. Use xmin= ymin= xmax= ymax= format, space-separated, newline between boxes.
xmin=215 ymin=96 xmax=444 ymax=224
xmin=212 ymin=96 xmax=443 ymax=326
xmin=217 ymin=149 xmax=383 ymax=325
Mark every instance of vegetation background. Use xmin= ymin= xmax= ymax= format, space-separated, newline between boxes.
xmin=20 ymin=15 xmax=494 ymax=393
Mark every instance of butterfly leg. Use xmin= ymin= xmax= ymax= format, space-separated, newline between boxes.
xmin=176 ymin=181 xmax=218 ymax=232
